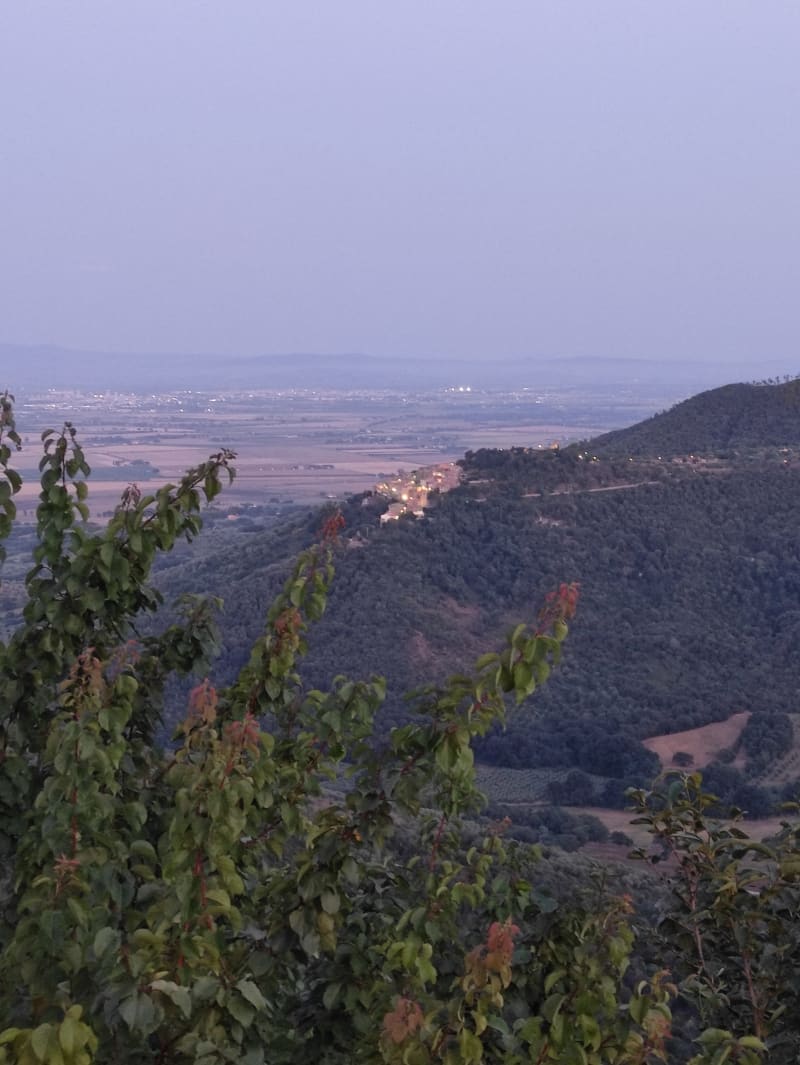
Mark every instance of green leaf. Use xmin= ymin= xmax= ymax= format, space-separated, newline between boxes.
xmin=542 ymin=993 xmax=565 ymax=1024
xmin=486 ymin=1015 xmax=510 ymax=1036
xmin=93 ymin=926 xmax=119 ymax=959
xmin=533 ymin=660 xmax=551 ymax=684
xmin=192 ymin=976 xmax=220 ymax=1002
xmin=119 ymin=996 xmax=138 ymax=1031
xmin=57 ymin=1016 xmax=78 ymax=1056
xmin=236 ymin=979 xmax=266 ymax=1011
xmin=227 ymin=996 xmax=255 ymax=1028
xmin=320 ymin=889 xmax=340 ymax=915
xmin=697 ymin=1029 xmax=733 ymax=1045
xmin=513 ymin=661 xmax=533 ymax=699
xmin=206 ymin=887 xmax=232 ymax=911
xmin=323 ymin=982 xmax=342 ymax=1011
xmin=475 ymin=652 xmax=499 ymax=670
xmin=151 ymin=980 xmax=192 ymax=1020
xmin=457 ymin=1027 xmax=483 ymax=1063
xmin=737 ymin=1036 xmax=767 ymax=1051
xmin=66 ymin=897 xmax=88 ymax=929
xmin=130 ymin=839 xmax=157 ymax=863
xmin=301 ymin=930 xmax=321 ymax=957
xmin=341 ymin=857 xmax=359 ymax=884
xmin=30 ymin=1025 xmax=52 ymax=1062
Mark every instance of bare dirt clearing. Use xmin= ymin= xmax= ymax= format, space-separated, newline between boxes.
xmin=643 ymin=712 xmax=750 ymax=770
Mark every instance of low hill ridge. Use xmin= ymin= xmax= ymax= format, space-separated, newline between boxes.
xmin=591 ymin=377 xmax=800 ymax=457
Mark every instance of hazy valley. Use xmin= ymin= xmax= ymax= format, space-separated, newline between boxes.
xmin=8 ymin=377 xmax=673 ymax=518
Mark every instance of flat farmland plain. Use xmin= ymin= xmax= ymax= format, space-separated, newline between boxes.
xmin=9 ymin=386 xmax=636 ymax=518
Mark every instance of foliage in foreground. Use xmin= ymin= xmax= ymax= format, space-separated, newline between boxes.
xmin=0 ymin=392 xmax=793 ymax=1064
xmin=631 ymin=775 xmax=800 ymax=1063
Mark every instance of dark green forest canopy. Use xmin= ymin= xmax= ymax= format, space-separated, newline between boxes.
xmin=140 ymin=446 xmax=800 ymax=800
xmin=589 ymin=377 xmax=800 ymax=458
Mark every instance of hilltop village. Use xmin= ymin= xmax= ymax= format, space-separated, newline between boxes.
xmin=372 ymin=461 xmax=462 ymax=522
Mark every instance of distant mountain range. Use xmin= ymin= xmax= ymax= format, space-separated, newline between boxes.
xmin=2 ymin=342 xmax=794 ymax=394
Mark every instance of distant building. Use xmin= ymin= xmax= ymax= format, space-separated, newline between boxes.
xmin=375 ymin=461 xmax=461 ymax=522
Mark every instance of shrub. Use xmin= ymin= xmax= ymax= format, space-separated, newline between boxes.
xmin=0 ymin=396 xmax=776 ymax=1064
xmin=0 ymin=397 xmax=674 ymax=1064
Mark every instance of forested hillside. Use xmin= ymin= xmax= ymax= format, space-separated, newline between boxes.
xmin=590 ymin=376 xmax=800 ymax=457
xmin=4 ymin=380 xmax=799 ymax=811
xmin=144 ymin=430 xmax=800 ymax=812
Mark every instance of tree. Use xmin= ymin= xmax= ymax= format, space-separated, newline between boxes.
xmin=630 ymin=774 xmax=800 ymax=1064
xmin=0 ymin=393 xmax=760 ymax=1064
xmin=672 ymin=753 xmax=694 ymax=769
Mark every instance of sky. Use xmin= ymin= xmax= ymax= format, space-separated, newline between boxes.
xmin=1 ymin=2 xmax=799 ymax=369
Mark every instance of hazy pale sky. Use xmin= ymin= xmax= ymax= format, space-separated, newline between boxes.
xmin=1 ymin=2 xmax=799 ymax=365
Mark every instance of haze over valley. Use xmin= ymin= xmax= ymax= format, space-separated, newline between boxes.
xmin=9 ymin=372 xmax=689 ymax=517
